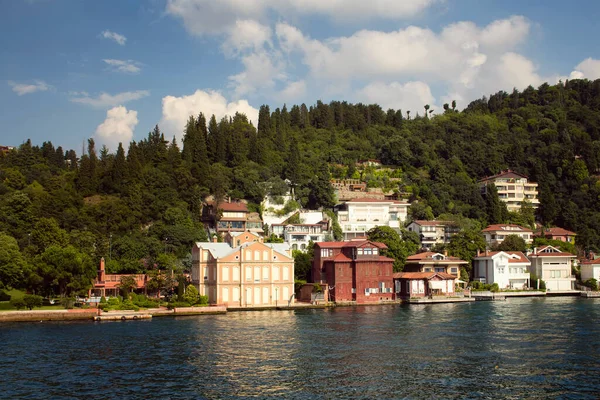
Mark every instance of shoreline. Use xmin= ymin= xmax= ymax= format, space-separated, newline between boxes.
xmin=0 ymin=291 xmax=590 ymax=323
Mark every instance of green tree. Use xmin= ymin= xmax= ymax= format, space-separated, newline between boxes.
xmin=0 ymin=232 xmax=26 ymax=289
xmin=183 ymin=284 xmax=200 ymax=304
xmin=23 ymin=294 xmax=43 ymax=310
xmin=119 ymin=275 xmax=138 ymax=299
xmin=496 ymin=234 xmax=527 ymax=252
xmin=447 ymin=229 xmax=486 ymax=275
xmin=367 ymin=226 xmax=417 ymax=272
xmin=484 ymin=184 xmax=508 ymax=224
xmin=34 ymin=245 xmax=96 ymax=297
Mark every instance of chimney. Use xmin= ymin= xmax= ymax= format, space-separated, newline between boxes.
xmin=99 ymin=257 xmax=105 ymax=281
xmin=534 ymin=247 xmax=537 ymax=254
xmin=443 ymin=250 xmax=448 ymax=256
xmin=485 ymin=249 xmax=489 ymax=257
xmin=477 ymin=250 xmax=481 ymax=257
xmin=212 ymin=234 xmax=218 ymax=243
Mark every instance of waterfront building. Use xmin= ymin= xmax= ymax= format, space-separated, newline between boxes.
xmin=472 ymin=251 xmax=531 ymax=289
xmin=406 ymin=220 xmax=460 ymax=249
xmin=393 ymin=272 xmax=456 ymax=299
xmin=403 ymin=252 xmax=467 ymax=281
xmin=534 ymin=227 xmax=577 ymax=243
xmin=482 ymin=224 xmax=534 ymax=247
xmin=336 ymin=198 xmax=410 ymax=240
xmin=269 ymin=211 xmax=331 ymax=251
xmin=579 ymin=256 xmax=600 ymax=283
xmin=478 ymin=170 xmax=539 ymax=211
xmin=526 ymin=245 xmax=576 ymax=291
xmin=202 ymin=199 xmax=263 ymax=236
xmin=89 ymin=257 xmax=147 ymax=298
xmin=312 ymin=241 xmax=395 ymax=303
xmin=191 ymin=240 xmax=294 ymax=307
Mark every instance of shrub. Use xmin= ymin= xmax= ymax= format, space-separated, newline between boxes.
xmin=584 ymin=278 xmax=598 ymax=291
xmin=489 ymin=283 xmax=499 ymax=293
xmin=167 ymin=301 xmax=192 ymax=310
xmin=182 ymin=285 xmax=200 ymax=305
xmin=61 ymin=297 xmax=76 ymax=309
xmin=10 ymin=298 xmax=26 ymax=310
xmin=198 ymin=295 xmax=209 ymax=305
xmin=23 ymin=294 xmax=43 ymax=310
xmin=100 ymin=296 xmax=107 ymax=304
xmin=312 ymin=283 xmax=323 ymax=293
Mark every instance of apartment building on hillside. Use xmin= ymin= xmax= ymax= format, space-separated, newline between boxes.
xmin=406 ymin=220 xmax=460 ymax=249
xmin=336 ymin=198 xmax=410 ymax=240
xmin=478 ymin=170 xmax=539 ymax=212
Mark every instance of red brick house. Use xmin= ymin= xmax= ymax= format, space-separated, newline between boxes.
xmin=312 ymin=241 xmax=395 ymax=303
xmin=393 ymin=272 xmax=456 ymax=299
xmin=89 ymin=258 xmax=147 ymax=298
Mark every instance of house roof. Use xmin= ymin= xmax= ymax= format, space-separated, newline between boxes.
xmin=195 ymin=242 xmax=236 ymax=259
xmin=392 ymin=272 xmax=456 ymax=280
xmin=536 ymin=227 xmax=576 ymax=236
xmin=478 ymin=170 xmax=529 ymax=182
xmin=406 ymin=252 xmax=467 ymax=263
xmin=474 ymin=251 xmax=530 ymax=263
xmin=411 ymin=220 xmax=454 ymax=227
xmin=482 ymin=224 xmax=533 ymax=233
xmin=581 ymin=258 xmax=600 ymax=265
xmin=529 ymin=245 xmax=575 ymax=258
xmin=219 ymin=202 xmax=249 ymax=212
xmin=346 ymin=198 xmax=409 ymax=204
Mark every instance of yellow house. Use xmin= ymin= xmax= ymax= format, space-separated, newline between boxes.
xmin=191 ymin=241 xmax=295 ymax=307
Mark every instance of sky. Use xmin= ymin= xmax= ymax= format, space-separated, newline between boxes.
xmin=1 ymin=0 xmax=600 ymax=154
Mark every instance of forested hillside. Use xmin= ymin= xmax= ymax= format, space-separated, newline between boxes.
xmin=1 ymin=79 xmax=600 ymax=294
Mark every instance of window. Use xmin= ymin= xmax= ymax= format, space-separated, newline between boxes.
xmin=357 ymin=248 xmax=363 ymax=255
xmin=233 ymin=267 xmax=240 ymax=282
xmin=435 ymin=267 xmax=445 ymax=273
xmin=254 ymin=267 xmax=260 ymax=282
xmin=245 ymin=266 xmax=251 ymax=281
xmin=262 ymin=266 xmax=269 ymax=281
xmin=373 ymin=248 xmax=378 ymax=255
xmin=222 ymin=266 xmax=229 ymax=282
xmin=321 ymin=249 xmax=333 ymax=257
xmin=283 ymin=266 xmax=289 ymax=281
xmin=424 ymin=267 xmax=433 ymax=272
xmin=450 ymin=268 xmax=458 ymax=274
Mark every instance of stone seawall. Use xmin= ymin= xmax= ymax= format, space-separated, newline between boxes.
xmin=0 ymin=309 xmax=98 ymax=323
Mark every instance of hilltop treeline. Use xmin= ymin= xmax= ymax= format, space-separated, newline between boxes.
xmin=1 ymin=79 xmax=600 ymax=294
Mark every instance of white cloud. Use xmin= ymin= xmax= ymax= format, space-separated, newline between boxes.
xmin=8 ymin=80 xmax=52 ymax=96
xmin=222 ymin=19 xmax=273 ymax=56
xmin=165 ymin=0 xmax=437 ymax=37
xmin=103 ymin=59 xmax=141 ymax=74
xmin=160 ymin=89 xmax=259 ymax=140
xmin=70 ymin=90 xmax=150 ymax=108
xmin=95 ymin=106 xmax=138 ymax=151
xmin=229 ymin=50 xmax=286 ymax=97
xmin=570 ymin=58 xmax=600 ymax=80
xmin=278 ymin=80 xmax=306 ymax=101
xmin=101 ymin=30 xmax=127 ymax=45
xmin=357 ymin=81 xmax=436 ymax=115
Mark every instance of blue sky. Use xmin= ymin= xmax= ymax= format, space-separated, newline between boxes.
xmin=1 ymin=0 xmax=599 ymax=154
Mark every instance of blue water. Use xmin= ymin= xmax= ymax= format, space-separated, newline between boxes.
xmin=1 ymin=297 xmax=600 ymax=399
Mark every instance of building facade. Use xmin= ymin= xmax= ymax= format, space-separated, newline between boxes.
xmin=527 ymin=245 xmax=576 ymax=291
xmin=472 ymin=251 xmax=531 ymax=289
xmin=312 ymin=241 xmax=395 ymax=303
xmin=191 ymin=241 xmax=294 ymax=307
xmin=482 ymin=224 xmax=534 ymax=247
xmin=534 ymin=227 xmax=577 ymax=243
xmin=403 ymin=252 xmax=467 ymax=281
xmin=336 ymin=198 xmax=410 ymax=240
xmin=393 ymin=272 xmax=456 ymax=298
xmin=89 ymin=257 xmax=147 ymax=298
xmin=406 ymin=220 xmax=460 ymax=249
xmin=580 ymin=258 xmax=600 ymax=283
xmin=479 ymin=170 xmax=539 ymax=211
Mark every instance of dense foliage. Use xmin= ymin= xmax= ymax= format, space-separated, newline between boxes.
xmin=1 ymin=79 xmax=600 ymax=292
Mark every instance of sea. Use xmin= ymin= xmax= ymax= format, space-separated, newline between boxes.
xmin=1 ymin=297 xmax=599 ymax=399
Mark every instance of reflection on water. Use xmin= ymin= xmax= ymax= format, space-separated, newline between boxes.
xmin=1 ymin=298 xmax=600 ymax=399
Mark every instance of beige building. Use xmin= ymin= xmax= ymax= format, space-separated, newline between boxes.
xmin=527 ymin=245 xmax=576 ymax=291
xmin=406 ymin=220 xmax=460 ymax=249
xmin=336 ymin=198 xmax=410 ymax=240
xmin=191 ymin=241 xmax=295 ymax=307
xmin=479 ymin=170 xmax=539 ymax=211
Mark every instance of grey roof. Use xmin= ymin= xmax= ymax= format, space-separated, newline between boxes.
xmin=195 ymin=242 xmax=235 ymax=259
xmin=264 ymin=243 xmax=292 ymax=258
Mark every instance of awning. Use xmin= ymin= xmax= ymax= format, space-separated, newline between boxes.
xmin=429 ymin=281 xmax=446 ymax=290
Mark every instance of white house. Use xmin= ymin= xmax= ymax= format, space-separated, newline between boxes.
xmin=336 ymin=198 xmax=410 ymax=240
xmin=580 ymin=258 xmax=600 ymax=283
xmin=472 ymin=251 xmax=531 ymax=289
xmin=482 ymin=224 xmax=534 ymax=247
xmin=527 ymin=245 xmax=576 ymax=291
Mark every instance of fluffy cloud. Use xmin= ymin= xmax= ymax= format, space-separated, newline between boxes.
xmin=278 ymin=80 xmax=306 ymax=102
xmin=8 ymin=80 xmax=52 ymax=95
xmin=70 ymin=90 xmax=150 ymax=108
xmin=165 ymin=0 xmax=435 ymax=37
xmin=100 ymin=30 xmax=127 ymax=45
xmin=95 ymin=106 xmax=138 ymax=151
xmin=222 ymin=19 xmax=273 ymax=56
xmin=160 ymin=89 xmax=259 ymax=140
xmin=357 ymin=81 xmax=437 ymax=114
xmin=570 ymin=58 xmax=600 ymax=80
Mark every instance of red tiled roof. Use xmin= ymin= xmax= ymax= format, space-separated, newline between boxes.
xmin=529 ymin=245 xmax=575 ymax=257
xmin=475 ymin=251 xmax=530 ymax=263
xmin=406 ymin=252 xmax=466 ymax=263
xmin=482 ymin=224 xmax=533 ymax=233
xmin=478 ymin=170 xmax=529 ymax=182
xmin=332 ymin=253 xmax=352 ymax=262
xmin=219 ymin=202 xmax=249 ymax=212
xmin=536 ymin=227 xmax=576 ymax=236
xmin=347 ymin=198 xmax=408 ymax=204
xmin=581 ymin=258 xmax=600 ymax=265
xmin=315 ymin=241 xmax=388 ymax=249
xmin=412 ymin=220 xmax=454 ymax=226
xmin=393 ymin=272 xmax=456 ymax=280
